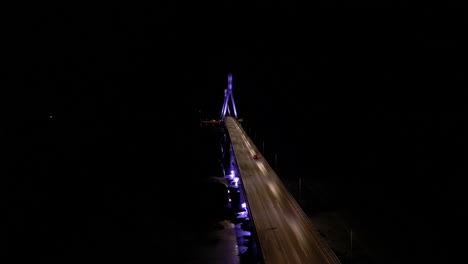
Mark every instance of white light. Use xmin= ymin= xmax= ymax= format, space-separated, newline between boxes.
xmin=258 ymin=163 xmax=266 ymax=172
xmin=267 ymin=181 xmax=279 ymax=198
xmin=233 ymin=177 xmax=239 ymax=187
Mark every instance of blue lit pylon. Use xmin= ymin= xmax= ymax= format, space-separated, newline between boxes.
xmin=220 ymin=73 xmax=238 ymax=120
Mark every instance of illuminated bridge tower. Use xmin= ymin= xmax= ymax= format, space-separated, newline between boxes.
xmin=217 ymin=74 xmax=261 ymax=263
xmin=220 ymin=73 xmax=238 ymax=120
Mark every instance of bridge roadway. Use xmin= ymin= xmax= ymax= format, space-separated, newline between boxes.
xmin=225 ymin=116 xmax=341 ymax=264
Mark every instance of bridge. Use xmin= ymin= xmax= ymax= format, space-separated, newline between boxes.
xmin=211 ymin=74 xmax=342 ymax=264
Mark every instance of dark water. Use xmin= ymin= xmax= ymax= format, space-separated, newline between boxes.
xmin=241 ymin=104 xmax=466 ymax=264
xmin=4 ymin=76 xmax=465 ymax=263
xmin=3 ymin=114 xmax=228 ymax=263
xmin=4 ymin=60 xmax=464 ymax=263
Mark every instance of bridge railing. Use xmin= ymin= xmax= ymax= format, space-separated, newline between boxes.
xmin=224 ymin=121 xmax=266 ymax=264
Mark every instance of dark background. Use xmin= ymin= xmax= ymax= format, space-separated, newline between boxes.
xmin=3 ymin=4 xmax=466 ymax=263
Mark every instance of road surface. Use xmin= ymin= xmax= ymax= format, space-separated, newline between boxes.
xmin=225 ymin=116 xmax=341 ymax=264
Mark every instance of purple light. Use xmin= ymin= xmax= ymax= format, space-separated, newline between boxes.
xmin=220 ymin=74 xmax=238 ymax=120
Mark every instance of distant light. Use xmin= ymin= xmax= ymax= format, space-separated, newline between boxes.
xmin=241 ymin=202 xmax=246 ymax=209
xmin=229 ymin=198 xmax=232 ymax=202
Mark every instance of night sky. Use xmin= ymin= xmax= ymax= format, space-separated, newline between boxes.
xmin=3 ymin=4 xmax=466 ymax=263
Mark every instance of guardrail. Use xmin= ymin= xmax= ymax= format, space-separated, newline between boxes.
xmin=224 ymin=121 xmax=266 ymax=264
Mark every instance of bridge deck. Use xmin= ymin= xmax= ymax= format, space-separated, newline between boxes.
xmin=225 ymin=116 xmax=341 ymax=264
